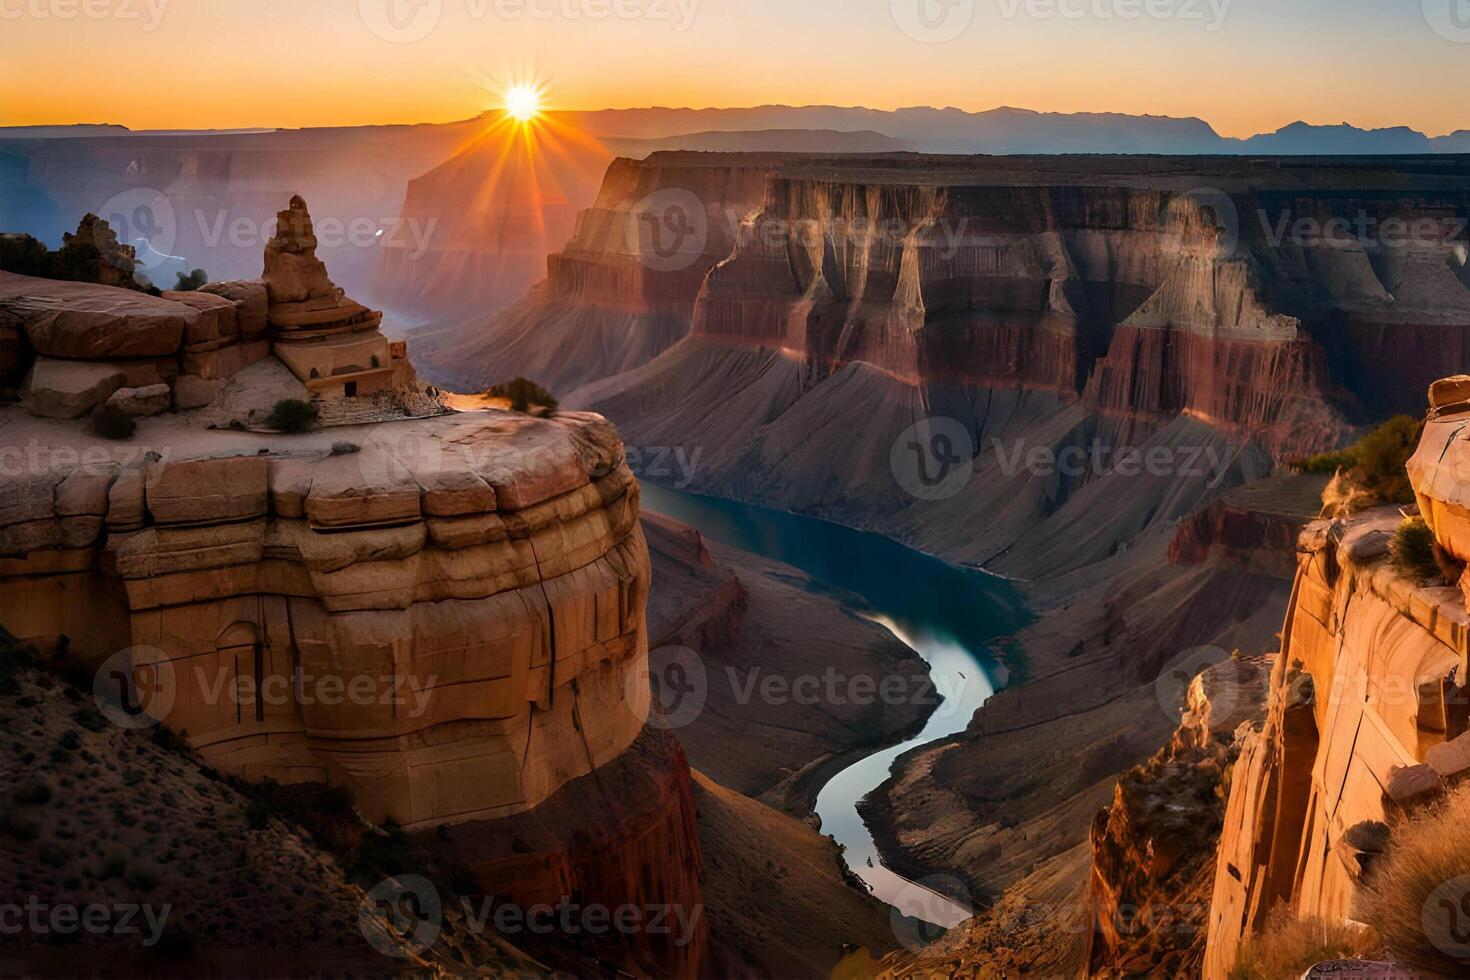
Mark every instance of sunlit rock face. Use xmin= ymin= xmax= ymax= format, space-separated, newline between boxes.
xmin=0 ymin=238 xmax=709 ymax=974
xmin=1203 ymin=380 xmax=1470 ymax=979
xmin=412 ymin=153 xmax=779 ymax=395
xmin=1 ymin=410 xmax=652 ymax=830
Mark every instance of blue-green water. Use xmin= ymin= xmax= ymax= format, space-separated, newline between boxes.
xmin=639 ymin=483 xmax=1030 ymax=927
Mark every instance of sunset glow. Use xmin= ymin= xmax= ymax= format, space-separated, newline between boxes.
xmin=505 ymin=85 xmax=542 ymax=124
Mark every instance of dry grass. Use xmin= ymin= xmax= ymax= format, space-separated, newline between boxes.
xmin=1229 ymin=911 xmax=1376 ymax=980
xmin=1357 ymin=785 xmax=1470 ymax=976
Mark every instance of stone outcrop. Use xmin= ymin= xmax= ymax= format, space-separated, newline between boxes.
xmin=0 ymin=214 xmax=149 ymax=292
xmin=1086 ymin=657 xmax=1269 ymax=977
xmin=264 ymin=195 xmax=408 ymax=399
xmin=413 ymin=154 xmax=778 ymax=396
xmin=0 ymin=246 xmax=710 ymax=975
xmin=1202 ymin=380 xmax=1470 ymax=978
xmin=2 ymin=198 xmax=435 ymax=424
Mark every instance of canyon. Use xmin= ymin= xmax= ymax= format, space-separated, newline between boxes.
xmin=2 ymin=129 xmax=1468 ymax=977
xmin=410 ymin=150 xmax=1468 ymax=973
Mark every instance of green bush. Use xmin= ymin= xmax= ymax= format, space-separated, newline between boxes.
xmin=173 ymin=268 xmax=208 ymax=291
xmin=483 ymin=377 xmax=558 ymax=415
xmin=265 ymin=399 xmax=319 ymax=433
xmin=90 ymin=404 xmax=136 ymax=440
xmin=1296 ymin=415 xmax=1422 ymax=504
xmin=1391 ymin=517 xmax=1442 ymax=583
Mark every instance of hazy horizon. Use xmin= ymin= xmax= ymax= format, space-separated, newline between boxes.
xmin=2 ymin=0 xmax=1467 ymax=138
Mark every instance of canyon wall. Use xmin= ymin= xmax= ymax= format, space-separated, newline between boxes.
xmin=0 ymin=244 xmax=711 ymax=974
xmin=1203 ymin=380 xmax=1470 ymax=978
xmin=413 ymin=153 xmax=779 ymax=395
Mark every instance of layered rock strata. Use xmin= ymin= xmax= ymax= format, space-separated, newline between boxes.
xmin=0 ymin=248 xmax=714 ymax=974
xmin=1203 ymin=381 xmax=1470 ymax=978
xmin=412 ymin=154 xmax=778 ymax=395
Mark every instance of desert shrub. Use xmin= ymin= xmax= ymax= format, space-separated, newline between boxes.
xmin=91 ymin=404 xmax=136 ymax=440
xmin=1229 ymin=911 xmax=1376 ymax=980
xmin=483 ymin=377 xmax=558 ymax=415
xmin=330 ymin=442 xmax=360 ymax=456
xmin=1358 ymin=785 xmax=1470 ymax=976
xmin=1391 ymin=517 xmax=1444 ymax=583
xmin=265 ymin=398 xmax=319 ymax=433
xmin=1296 ymin=416 xmax=1422 ymax=504
xmin=173 ymin=267 xmax=208 ymax=291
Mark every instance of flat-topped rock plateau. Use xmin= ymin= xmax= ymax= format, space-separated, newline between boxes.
xmin=0 ymin=197 xmax=709 ymax=975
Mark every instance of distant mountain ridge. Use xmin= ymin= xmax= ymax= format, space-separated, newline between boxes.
xmin=6 ymin=108 xmax=1466 ymax=154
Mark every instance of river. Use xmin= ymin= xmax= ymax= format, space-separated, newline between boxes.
xmin=639 ymin=483 xmax=1031 ymax=928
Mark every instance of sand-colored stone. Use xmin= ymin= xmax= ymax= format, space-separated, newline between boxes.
xmin=1 ymin=406 xmax=651 ymax=834
xmin=1204 ymin=380 xmax=1470 ymax=979
xmin=106 ymin=383 xmax=171 ymax=417
xmin=164 ymin=288 xmax=240 ymax=347
xmin=21 ymin=357 xmax=126 ymax=419
xmin=172 ymin=374 xmax=225 ymax=410
xmin=181 ymin=338 xmax=271 ymax=381
xmin=0 ymin=270 xmax=192 ymax=358
xmin=145 ymin=454 xmax=269 ymax=526
xmin=199 ymin=279 xmax=268 ymax=336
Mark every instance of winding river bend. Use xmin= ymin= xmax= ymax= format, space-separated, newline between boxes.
xmin=639 ymin=484 xmax=1031 ymax=928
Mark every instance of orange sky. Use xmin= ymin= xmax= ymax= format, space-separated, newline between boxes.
xmin=2 ymin=0 xmax=1465 ymax=138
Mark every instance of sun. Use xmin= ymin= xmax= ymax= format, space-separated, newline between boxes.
xmin=505 ymin=85 xmax=542 ymax=123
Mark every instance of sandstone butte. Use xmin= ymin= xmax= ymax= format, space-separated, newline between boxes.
xmin=1200 ymin=376 xmax=1470 ymax=977
xmin=0 ymin=197 xmax=706 ymax=975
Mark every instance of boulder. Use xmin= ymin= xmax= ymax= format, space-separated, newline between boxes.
xmin=1429 ymin=375 xmax=1470 ymax=410
xmin=106 ymin=383 xmax=172 ymax=417
xmin=145 ymin=455 xmax=269 ymax=526
xmin=164 ymin=289 xmax=239 ymax=347
xmin=21 ymin=357 xmax=126 ymax=418
xmin=199 ymin=279 xmax=268 ymax=336
xmin=180 ymin=338 xmax=271 ymax=380
xmin=0 ymin=270 xmax=191 ymax=358
xmin=173 ymin=374 xmax=225 ymax=411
